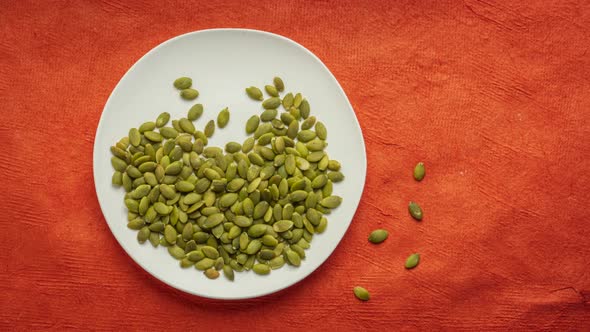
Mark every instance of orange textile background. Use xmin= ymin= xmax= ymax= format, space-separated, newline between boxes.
xmin=1 ymin=0 xmax=590 ymax=330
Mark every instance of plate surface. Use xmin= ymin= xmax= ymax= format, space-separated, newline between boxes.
xmin=93 ymin=29 xmax=366 ymax=299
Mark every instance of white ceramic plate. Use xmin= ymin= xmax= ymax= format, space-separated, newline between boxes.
xmin=93 ymin=29 xmax=366 ymax=299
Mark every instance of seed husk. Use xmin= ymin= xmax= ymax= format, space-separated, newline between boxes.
xmin=217 ymin=107 xmax=230 ymax=128
xmin=405 ymin=253 xmax=420 ymax=269
xmin=174 ymin=77 xmax=192 ymax=90
xmin=413 ymin=162 xmax=425 ymax=181
xmin=408 ymin=201 xmax=423 ymax=221
xmin=180 ymin=88 xmax=199 ymax=100
xmin=246 ymin=86 xmax=263 ymax=100
xmin=353 ymin=286 xmax=370 ymax=301
xmin=368 ymin=229 xmax=389 ymax=244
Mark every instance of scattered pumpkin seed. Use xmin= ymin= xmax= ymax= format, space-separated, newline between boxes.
xmin=353 ymin=286 xmax=370 ymax=301
xmin=368 ymin=229 xmax=389 ymax=244
xmin=408 ymin=202 xmax=423 ymax=221
xmin=405 ymin=253 xmax=420 ymax=269
xmin=414 ymin=162 xmax=425 ymax=181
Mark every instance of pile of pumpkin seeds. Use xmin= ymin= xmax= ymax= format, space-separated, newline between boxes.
xmin=110 ymin=76 xmax=344 ymax=281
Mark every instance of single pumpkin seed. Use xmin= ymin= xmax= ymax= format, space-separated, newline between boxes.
xmin=174 ymin=77 xmax=192 ymax=90
xmin=414 ymin=162 xmax=425 ymax=181
xmin=156 ymin=112 xmax=170 ymax=127
xmin=369 ymin=229 xmax=389 ymax=244
xmin=405 ymin=253 xmax=420 ymax=269
xmin=188 ymin=104 xmax=203 ymax=121
xmin=408 ymin=202 xmax=423 ymax=221
xmin=260 ymin=109 xmax=278 ymax=122
xmin=299 ymin=99 xmax=310 ymax=119
xmin=353 ymin=286 xmax=370 ymax=301
xmin=223 ymin=265 xmax=235 ymax=281
xmin=246 ymin=86 xmax=263 ymax=100
xmin=262 ymin=97 xmax=281 ymax=109
xmin=265 ymin=85 xmax=279 ymax=97
xmin=204 ymin=120 xmax=215 ymax=137
xmin=252 ymin=263 xmax=271 ymax=275
xmin=180 ymin=88 xmax=199 ymax=100
xmin=217 ymin=107 xmax=230 ymax=128
xmin=272 ymin=76 xmax=284 ymax=91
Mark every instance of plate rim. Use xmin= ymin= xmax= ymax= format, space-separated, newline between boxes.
xmin=93 ymin=28 xmax=367 ymax=300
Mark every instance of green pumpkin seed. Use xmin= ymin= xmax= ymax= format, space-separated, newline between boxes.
xmin=138 ymin=121 xmax=156 ymax=133
xmin=245 ymin=239 xmax=262 ymax=254
xmin=246 ymin=86 xmax=263 ymax=100
xmin=327 ymin=160 xmax=340 ymax=172
xmin=223 ymin=265 xmax=235 ymax=281
xmin=168 ymin=245 xmax=185 ymax=259
xmin=217 ymin=107 xmax=230 ymax=128
xmin=293 ymin=93 xmax=302 ymax=107
xmin=273 ymin=77 xmax=284 ymax=92
xmin=320 ymin=195 xmax=342 ymax=209
xmin=204 ymin=120 xmax=215 ymax=137
xmin=315 ymin=121 xmax=327 ymax=140
xmin=247 ymin=224 xmax=267 ymax=238
xmin=137 ymin=226 xmax=150 ymax=243
xmin=188 ymin=104 xmax=203 ymax=121
xmin=225 ymin=141 xmax=241 ymax=153
xmin=300 ymin=116 xmax=316 ymax=130
xmin=368 ymin=229 xmax=389 ymax=244
xmin=408 ymin=202 xmax=423 ymax=221
xmin=245 ymin=115 xmax=260 ymax=134
xmin=353 ymin=286 xmax=370 ymax=301
xmin=273 ymin=220 xmax=294 ymax=232
xmin=195 ymin=258 xmax=215 ymax=270
xmin=252 ymin=263 xmax=271 ymax=275
xmin=262 ymin=97 xmax=281 ymax=109
xmin=164 ymin=225 xmax=177 ymax=244
xmin=286 ymin=250 xmax=301 ymax=266
xmin=265 ymin=85 xmax=279 ymax=97
xmin=180 ymin=88 xmax=199 ymax=100
xmin=156 ymin=112 xmax=170 ymax=127
xmin=201 ymin=246 xmax=220 ymax=259
xmin=178 ymin=118 xmax=195 ymax=134
xmin=260 ymin=109 xmax=278 ymax=122
xmin=327 ymin=171 xmax=344 ymax=182
xmin=112 ymin=171 xmax=123 ymax=186
xmin=299 ymin=99 xmax=310 ymax=119
xmin=413 ymin=162 xmax=425 ymax=181
xmin=174 ymin=77 xmax=192 ymax=90
xmin=405 ymin=253 xmax=420 ymax=269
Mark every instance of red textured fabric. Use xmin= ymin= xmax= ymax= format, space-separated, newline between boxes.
xmin=1 ymin=0 xmax=589 ymax=330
